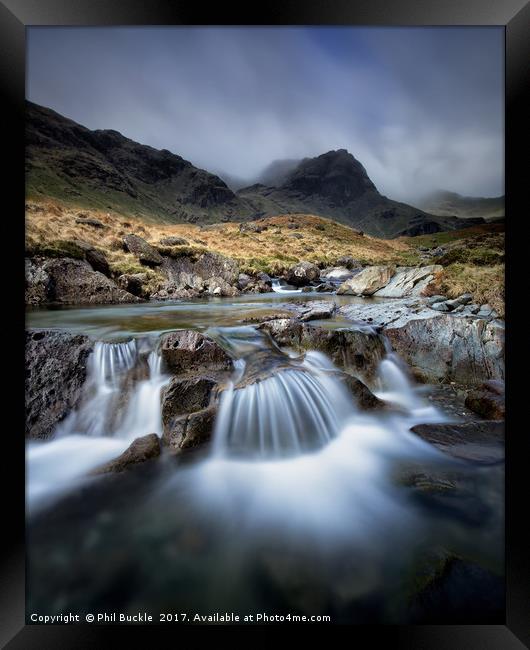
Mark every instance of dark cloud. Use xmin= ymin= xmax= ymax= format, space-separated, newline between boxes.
xmin=27 ymin=26 xmax=504 ymax=200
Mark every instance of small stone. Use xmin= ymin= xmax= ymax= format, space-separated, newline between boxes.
xmin=431 ymin=301 xmax=449 ymax=312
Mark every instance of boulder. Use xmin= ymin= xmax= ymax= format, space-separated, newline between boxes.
xmin=465 ymin=380 xmax=505 ymax=420
xmin=431 ymin=301 xmax=450 ymax=312
xmin=25 ymin=258 xmax=51 ymax=305
xmin=336 ymin=255 xmax=362 ymax=270
xmin=123 ymin=234 xmax=163 ymax=266
xmin=373 ymin=265 xmax=442 ymax=298
xmin=118 ymin=273 xmax=149 ymax=297
xmin=38 ymin=258 xmax=141 ymax=305
xmin=410 ymin=421 xmax=504 ymax=464
xmin=75 ymin=216 xmax=105 ymax=228
xmin=332 ymin=372 xmax=386 ymax=410
xmin=279 ymin=300 xmax=337 ymax=322
xmin=337 ymin=265 xmax=394 ymax=296
xmin=159 ymin=236 xmax=188 ymax=246
xmin=260 ymin=320 xmax=385 ymax=383
xmin=161 ymin=251 xmax=239 ymax=291
xmin=237 ymin=273 xmax=252 ymax=290
xmin=161 ymin=374 xmax=226 ymax=451
xmin=257 ymin=272 xmax=272 ymax=285
xmin=320 ymin=266 xmax=358 ymax=284
xmin=163 ymin=405 xmax=217 ymax=451
xmin=26 ymin=330 xmax=93 ymax=439
xmin=91 ymin=434 xmax=161 ymax=474
xmin=285 ymin=261 xmax=321 ymax=287
xmin=84 ymin=248 xmax=110 ymax=276
xmin=386 ymin=314 xmax=504 ymax=385
xmin=205 ymin=276 xmax=240 ymax=297
xmin=160 ymin=330 xmax=233 ymax=374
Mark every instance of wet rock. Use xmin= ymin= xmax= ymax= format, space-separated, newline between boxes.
xmin=84 ymin=248 xmax=110 ymax=276
xmin=331 ymin=371 xmax=386 ymax=410
xmin=258 ymin=318 xmax=304 ymax=346
xmin=163 ymin=405 xmax=217 ymax=451
xmin=91 ymin=434 xmax=161 ymax=474
xmin=75 ymin=216 xmax=105 ymax=228
xmin=261 ymin=320 xmax=385 ymax=383
xmin=161 ymin=251 xmax=239 ymax=292
xmin=206 ymin=276 xmax=240 ymax=297
xmin=337 ymin=265 xmax=394 ymax=296
xmin=431 ymin=301 xmax=450 ymax=312
xmin=410 ymin=421 xmax=504 ymax=464
xmin=426 ymin=295 xmax=447 ymax=305
xmin=117 ymin=273 xmax=149 ymax=297
xmin=25 ymin=258 xmax=51 ymax=305
xmin=320 ymin=266 xmax=358 ymax=284
xmin=374 ymin=265 xmax=442 ymax=298
xmin=280 ymin=300 xmax=337 ymax=322
xmin=315 ymin=282 xmax=335 ymax=293
xmin=26 ymin=257 xmax=141 ymax=305
xmin=465 ymin=380 xmax=505 ymax=420
xmin=338 ymin=298 xmax=437 ymax=329
xmin=160 ymin=330 xmax=233 ymax=374
xmin=123 ymin=234 xmax=163 ymax=266
xmin=386 ymin=315 xmax=504 ymax=385
xmin=336 ymin=255 xmax=362 ymax=270
xmin=159 ymin=236 xmax=188 ymax=246
xmin=285 ymin=261 xmax=321 ymax=286
xmin=237 ymin=273 xmax=252 ymax=289
xmin=26 ymin=329 xmax=93 ymax=439
xmin=257 ymin=272 xmax=272 ymax=285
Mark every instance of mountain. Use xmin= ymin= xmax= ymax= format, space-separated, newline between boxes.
xmin=26 ymin=102 xmax=484 ymax=237
xmin=237 ymin=150 xmax=484 ymax=238
xmin=414 ymin=190 xmax=505 ymax=221
xmin=26 ymin=101 xmax=254 ymax=224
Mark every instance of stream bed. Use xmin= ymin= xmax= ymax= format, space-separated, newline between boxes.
xmin=25 ymin=290 xmax=504 ymax=624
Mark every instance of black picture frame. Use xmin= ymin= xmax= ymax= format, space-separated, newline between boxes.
xmin=3 ymin=1 xmax=528 ymax=647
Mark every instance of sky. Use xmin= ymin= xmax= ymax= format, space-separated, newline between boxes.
xmin=26 ymin=27 xmax=504 ymax=201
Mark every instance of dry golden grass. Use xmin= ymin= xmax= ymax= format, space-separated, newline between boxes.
xmin=425 ymin=263 xmax=505 ymax=317
xmin=25 ymin=198 xmax=504 ymax=316
xmin=25 ymin=199 xmax=409 ymax=276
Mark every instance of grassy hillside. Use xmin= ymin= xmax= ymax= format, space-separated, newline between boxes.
xmin=25 ymin=198 xmax=504 ymax=315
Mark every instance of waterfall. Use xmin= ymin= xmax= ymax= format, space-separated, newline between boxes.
xmin=56 ymin=340 xmax=167 ymax=440
xmin=28 ymin=339 xmax=169 ymax=510
xmin=209 ymin=328 xmax=356 ymax=458
xmin=271 ymin=279 xmax=303 ymax=294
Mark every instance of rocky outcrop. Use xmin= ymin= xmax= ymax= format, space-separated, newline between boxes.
xmin=373 ymin=265 xmax=442 ymax=298
xmin=279 ymin=300 xmax=337 ymax=322
xmin=160 ymin=330 xmax=233 ymax=374
xmin=117 ymin=273 xmax=150 ymax=298
xmin=123 ymin=234 xmax=163 ymax=266
xmin=331 ymin=371 xmax=386 ymax=410
xmin=385 ymin=315 xmax=504 ymax=385
xmin=156 ymin=251 xmax=240 ymax=298
xmin=465 ymin=380 xmax=505 ymax=420
xmin=91 ymin=434 xmax=161 ymax=474
xmin=320 ymin=266 xmax=359 ymax=284
xmin=337 ymin=265 xmax=394 ymax=296
xmin=259 ymin=319 xmax=385 ymax=383
xmin=285 ymin=261 xmax=320 ymax=286
xmin=27 ymin=258 xmax=142 ymax=305
xmin=411 ymin=421 xmax=504 ymax=464
xmin=26 ymin=329 xmax=93 ymax=439
xmin=161 ymin=373 xmax=224 ymax=452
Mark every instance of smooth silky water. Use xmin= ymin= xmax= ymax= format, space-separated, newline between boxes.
xmin=26 ymin=291 xmax=504 ymax=623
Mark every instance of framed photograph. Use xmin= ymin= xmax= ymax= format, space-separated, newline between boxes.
xmin=3 ymin=0 xmax=528 ymax=647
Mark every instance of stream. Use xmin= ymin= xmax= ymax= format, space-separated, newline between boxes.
xmin=25 ymin=289 xmax=504 ymax=624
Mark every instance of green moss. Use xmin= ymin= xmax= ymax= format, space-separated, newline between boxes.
xmin=109 ymin=259 xmax=148 ymax=276
xmin=25 ymin=239 xmax=86 ymax=260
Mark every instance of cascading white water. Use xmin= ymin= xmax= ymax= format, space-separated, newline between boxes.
xmin=271 ymin=279 xmax=303 ymax=294
xmin=27 ymin=339 xmax=169 ymax=511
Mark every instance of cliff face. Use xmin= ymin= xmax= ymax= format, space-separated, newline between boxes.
xmin=26 ymin=101 xmax=254 ymax=224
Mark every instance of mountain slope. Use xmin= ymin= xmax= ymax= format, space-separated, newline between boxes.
xmin=238 ymin=150 xmax=483 ymax=238
xmin=414 ymin=190 xmax=505 ymax=221
xmin=26 ymin=102 xmax=484 ymax=237
xmin=26 ymin=101 xmax=254 ymax=224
